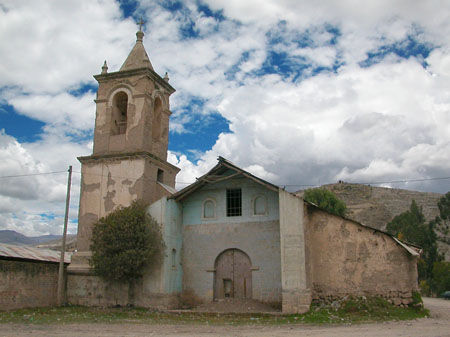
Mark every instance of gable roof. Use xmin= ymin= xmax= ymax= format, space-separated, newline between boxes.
xmin=171 ymin=156 xmax=279 ymax=201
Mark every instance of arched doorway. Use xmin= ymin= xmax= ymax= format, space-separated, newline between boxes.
xmin=214 ymin=249 xmax=252 ymax=300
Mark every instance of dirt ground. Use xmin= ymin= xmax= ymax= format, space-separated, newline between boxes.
xmin=0 ymin=297 xmax=449 ymax=337
xmin=191 ymin=298 xmax=279 ymax=313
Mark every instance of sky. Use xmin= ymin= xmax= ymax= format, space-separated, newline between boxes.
xmin=0 ymin=0 xmax=449 ymax=236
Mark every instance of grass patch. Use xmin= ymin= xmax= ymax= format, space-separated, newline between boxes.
xmin=0 ymin=298 xmax=428 ymax=326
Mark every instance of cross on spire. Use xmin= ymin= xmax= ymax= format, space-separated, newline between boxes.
xmin=137 ymin=17 xmax=145 ymax=31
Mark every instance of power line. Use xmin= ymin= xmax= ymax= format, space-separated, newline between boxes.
xmin=0 ymin=171 xmax=68 ymax=179
xmin=284 ymin=176 xmax=450 ymax=188
xmin=0 ymin=170 xmax=448 ymax=188
xmin=73 ymin=170 xmax=450 ymax=188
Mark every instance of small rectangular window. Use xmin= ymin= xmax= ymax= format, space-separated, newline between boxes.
xmin=157 ymin=169 xmax=164 ymax=183
xmin=226 ymin=188 xmax=242 ymax=217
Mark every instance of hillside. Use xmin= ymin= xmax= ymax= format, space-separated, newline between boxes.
xmin=0 ymin=230 xmax=76 ymax=251
xmin=0 ymin=230 xmax=62 ymax=245
xmin=298 ymin=183 xmax=449 ymax=260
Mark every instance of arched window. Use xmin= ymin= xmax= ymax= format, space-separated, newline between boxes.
xmin=253 ymin=195 xmax=267 ymax=215
xmin=152 ymin=97 xmax=162 ymax=141
xmin=112 ymin=91 xmax=128 ymax=135
xmin=203 ymin=199 xmax=216 ymax=219
xmin=171 ymin=248 xmax=176 ymax=269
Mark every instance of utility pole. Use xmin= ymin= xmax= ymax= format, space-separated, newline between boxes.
xmin=57 ymin=165 xmax=72 ymax=306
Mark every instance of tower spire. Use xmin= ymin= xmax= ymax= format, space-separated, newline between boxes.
xmin=119 ymin=16 xmax=153 ymax=71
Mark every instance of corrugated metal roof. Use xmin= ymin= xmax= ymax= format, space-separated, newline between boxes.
xmin=0 ymin=243 xmax=72 ymax=263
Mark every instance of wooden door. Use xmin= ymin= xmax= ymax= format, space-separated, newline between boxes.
xmin=214 ymin=249 xmax=252 ymax=299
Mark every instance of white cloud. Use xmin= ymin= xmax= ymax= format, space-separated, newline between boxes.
xmin=0 ymin=130 xmax=88 ymax=236
xmin=176 ymin=56 xmax=450 ymax=192
xmin=0 ymin=0 xmax=137 ymax=93
xmin=1 ymin=0 xmax=450 ymax=236
xmin=6 ymin=91 xmax=96 ymax=132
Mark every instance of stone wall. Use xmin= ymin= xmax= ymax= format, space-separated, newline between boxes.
xmin=67 ymin=262 xmax=179 ymax=308
xmin=0 ymin=259 xmax=61 ymax=310
xmin=306 ymin=206 xmax=418 ymax=305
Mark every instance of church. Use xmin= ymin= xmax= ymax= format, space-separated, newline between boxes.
xmin=67 ymin=28 xmax=420 ymax=313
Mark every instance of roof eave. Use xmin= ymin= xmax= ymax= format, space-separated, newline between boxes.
xmin=171 ymin=157 xmax=279 ymax=201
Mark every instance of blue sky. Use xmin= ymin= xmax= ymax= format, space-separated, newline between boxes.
xmin=0 ymin=0 xmax=449 ymax=236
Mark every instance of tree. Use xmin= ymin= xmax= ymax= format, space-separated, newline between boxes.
xmin=437 ymin=192 xmax=450 ymax=221
xmin=303 ymin=188 xmax=347 ymax=217
xmin=436 ymin=192 xmax=450 ymax=236
xmin=90 ymin=200 xmax=164 ymax=304
xmin=431 ymin=261 xmax=450 ymax=295
xmin=386 ymin=200 xmax=440 ymax=281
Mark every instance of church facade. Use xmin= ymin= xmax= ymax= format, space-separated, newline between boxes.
xmin=67 ymin=29 xmax=420 ymax=313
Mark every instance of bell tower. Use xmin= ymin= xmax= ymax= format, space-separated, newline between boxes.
xmin=69 ymin=27 xmax=180 ymax=273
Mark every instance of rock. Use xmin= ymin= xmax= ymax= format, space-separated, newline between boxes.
xmin=331 ymin=301 xmax=341 ymax=311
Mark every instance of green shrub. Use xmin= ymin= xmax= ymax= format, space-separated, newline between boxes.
xmin=303 ymin=188 xmax=347 ymax=217
xmin=411 ymin=291 xmax=423 ymax=307
xmin=90 ymin=200 xmax=165 ymax=304
xmin=432 ymin=261 xmax=450 ymax=296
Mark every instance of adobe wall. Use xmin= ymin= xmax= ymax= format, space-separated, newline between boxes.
xmin=306 ymin=207 xmax=419 ymax=305
xmin=0 ymin=260 xmax=60 ymax=310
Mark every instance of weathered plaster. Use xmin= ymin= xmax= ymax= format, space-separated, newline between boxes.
xmin=278 ymin=190 xmax=311 ymax=314
xmin=306 ymin=207 xmax=418 ymax=304
xmin=182 ymin=220 xmax=282 ymax=304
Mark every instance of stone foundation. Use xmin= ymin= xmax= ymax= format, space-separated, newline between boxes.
xmin=67 ymin=272 xmax=180 ymax=308
xmin=67 ymin=251 xmax=180 ymax=309
xmin=312 ymin=289 xmax=415 ymax=306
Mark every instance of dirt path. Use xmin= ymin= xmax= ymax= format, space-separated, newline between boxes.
xmin=1 ymin=298 xmax=449 ymax=337
xmin=423 ymin=297 xmax=450 ymax=320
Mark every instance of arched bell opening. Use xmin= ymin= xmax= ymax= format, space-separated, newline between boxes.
xmin=152 ymin=97 xmax=162 ymax=141
xmin=214 ymin=248 xmax=252 ymax=300
xmin=111 ymin=91 xmax=128 ymax=135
